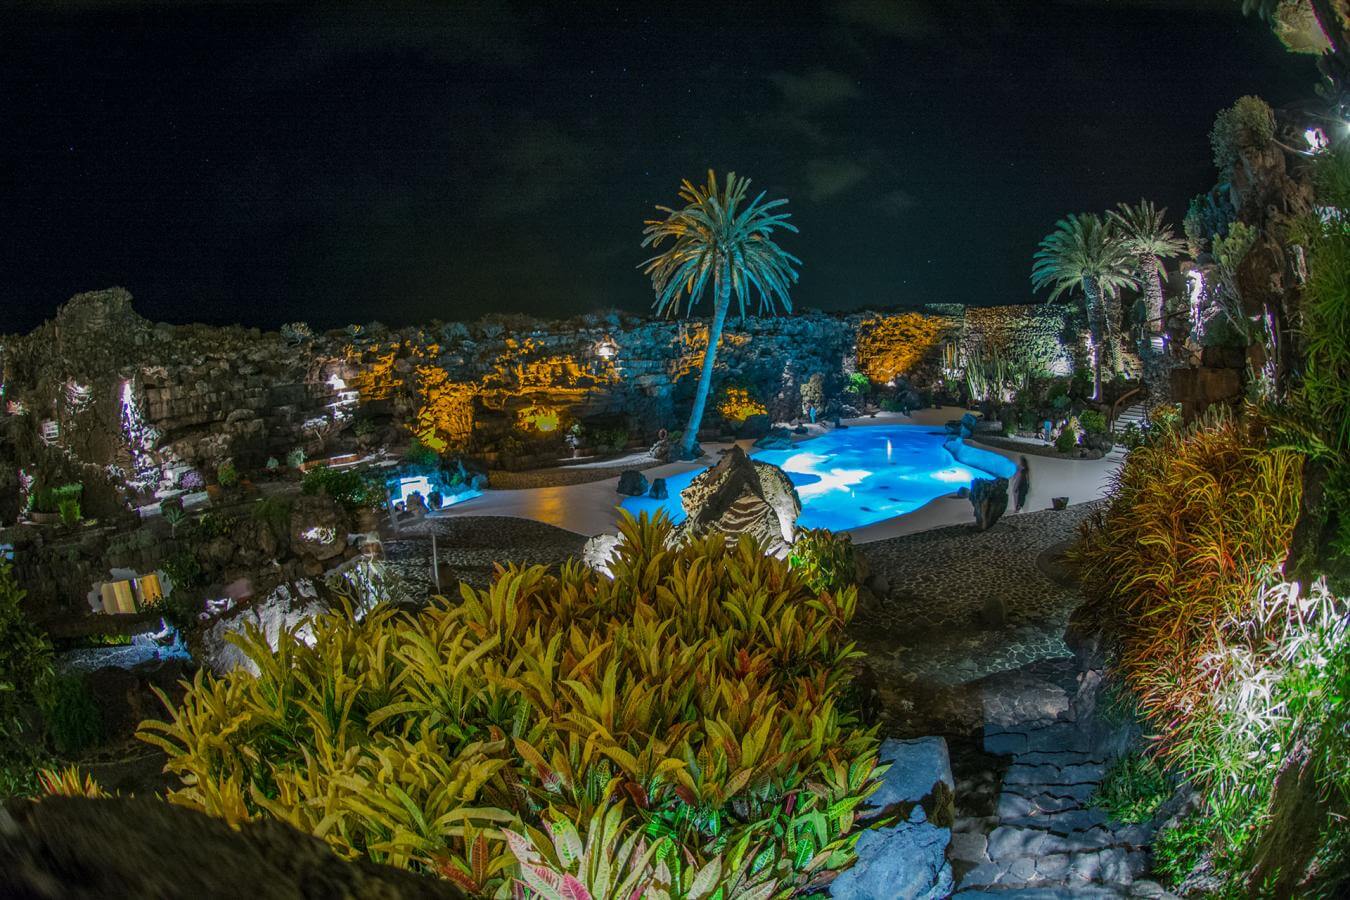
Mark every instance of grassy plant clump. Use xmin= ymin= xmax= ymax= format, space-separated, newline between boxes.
xmin=1091 ymin=752 xmax=1169 ymax=824
xmin=140 ymin=512 xmax=881 ymax=897
xmin=1072 ymin=409 xmax=1303 ymax=763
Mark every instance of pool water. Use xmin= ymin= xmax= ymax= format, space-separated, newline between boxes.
xmin=621 ymin=424 xmax=993 ymax=531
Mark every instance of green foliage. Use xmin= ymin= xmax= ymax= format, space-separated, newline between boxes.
xmin=1109 ymin=199 xmax=1185 ymax=267
xmin=787 ymin=529 xmax=859 ymax=595
xmin=1091 ymin=752 xmax=1169 ymax=824
xmin=29 ymin=482 xmax=81 ymax=515
xmin=160 ymin=497 xmax=186 ymax=535
xmin=1031 ymin=213 xmax=1137 ymax=302
xmin=140 ymin=512 xmax=881 ymax=896
xmin=404 ymin=438 xmax=440 ymax=467
xmin=302 ymin=467 xmax=378 ymax=512
xmin=36 ymin=672 xmax=101 ymax=754
xmin=1183 ymin=189 xmax=1236 ymax=253
xmin=286 ymin=447 xmax=306 ymax=469
xmin=57 ymin=497 xmax=82 ymax=526
xmin=1078 ymin=409 xmax=1107 ymax=436
xmin=1054 ymin=423 xmax=1078 ymax=454
xmin=844 ymin=372 xmax=870 ymax=400
xmin=1153 ymin=810 xmax=1219 ymax=890
xmin=0 ymin=563 xmax=52 ymax=730
xmin=1270 ymin=139 xmax=1350 ymax=581
xmin=215 ymin=462 xmax=239 ymax=489
xmin=251 ymin=497 xmax=292 ymax=534
xmin=0 ymin=563 xmax=54 ymax=799
xmin=1210 ymin=95 xmax=1275 ymax=179
xmin=589 ymin=424 xmax=630 ymax=454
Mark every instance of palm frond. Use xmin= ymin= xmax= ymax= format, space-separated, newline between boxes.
xmin=639 ymin=170 xmax=800 ymax=318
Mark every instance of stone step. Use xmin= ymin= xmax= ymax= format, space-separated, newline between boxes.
xmin=957 ymin=846 xmax=1150 ymax=890
xmin=1004 ymin=761 xmax=1107 ymax=787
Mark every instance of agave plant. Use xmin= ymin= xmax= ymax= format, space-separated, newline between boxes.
xmin=1108 ymin=200 xmax=1185 ymax=339
xmin=1031 ymin=212 xmax=1137 ymax=399
xmin=641 ymin=171 xmax=800 ymax=459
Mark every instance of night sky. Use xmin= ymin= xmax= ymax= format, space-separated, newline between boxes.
xmin=1 ymin=1 xmax=1317 ymax=334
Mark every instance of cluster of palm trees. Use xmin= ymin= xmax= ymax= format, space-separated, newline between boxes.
xmin=638 ymin=170 xmax=1187 ymax=452
xmin=1031 ymin=201 xmax=1186 ymax=400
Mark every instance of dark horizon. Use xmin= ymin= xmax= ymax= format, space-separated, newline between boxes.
xmin=1 ymin=0 xmax=1316 ymax=335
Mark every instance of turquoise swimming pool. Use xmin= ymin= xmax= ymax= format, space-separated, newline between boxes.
xmin=621 ymin=424 xmax=1002 ymax=531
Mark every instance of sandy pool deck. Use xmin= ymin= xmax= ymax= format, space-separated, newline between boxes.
xmin=434 ymin=407 xmax=1125 ymax=543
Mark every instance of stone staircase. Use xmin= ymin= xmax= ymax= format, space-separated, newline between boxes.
xmin=946 ymin=665 xmax=1176 ymax=899
xmin=1111 ymin=403 xmax=1147 ymax=437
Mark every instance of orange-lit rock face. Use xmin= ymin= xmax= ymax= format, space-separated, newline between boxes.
xmin=517 ymin=403 xmax=562 ymax=432
xmin=347 ymin=350 xmax=402 ymax=401
xmin=856 ymin=312 xmax=957 ymax=384
xmin=717 ymin=385 xmax=767 ymax=423
xmin=414 ymin=366 xmax=475 ymax=450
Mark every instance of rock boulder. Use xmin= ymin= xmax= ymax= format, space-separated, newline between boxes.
xmin=677 ymin=446 xmax=800 ymax=554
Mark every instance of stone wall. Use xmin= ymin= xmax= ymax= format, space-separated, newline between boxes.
xmin=0 ymin=289 xmax=1085 ymax=510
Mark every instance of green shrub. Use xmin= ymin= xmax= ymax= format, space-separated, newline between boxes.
xmin=1091 ymin=752 xmax=1169 ymax=824
xmin=140 ymin=513 xmax=881 ymax=897
xmin=1078 ymin=409 xmax=1107 ymax=436
xmin=285 ymin=448 xmax=306 ymax=469
xmin=30 ymin=482 xmax=81 ymax=515
xmin=0 ymin=563 xmax=54 ymax=799
xmin=1210 ymin=95 xmax=1274 ymax=179
xmin=404 ymin=438 xmax=440 ymax=467
xmin=302 ymin=467 xmax=377 ymax=511
xmin=216 ymin=462 xmax=239 ymax=489
xmin=57 ymin=497 xmax=82 ymax=526
xmin=36 ymin=672 xmax=101 ymax=754
xmin=250 ymin=497 xmax=292 ymax=534
xmin=787 ymin=528 xmax=859 ymax=595
xmin=1054 ymin=424 xmax=1078 ymax=454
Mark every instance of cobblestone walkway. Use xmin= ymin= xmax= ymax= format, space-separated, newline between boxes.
xmin=382 ymin=516 xmax=586 ymax=597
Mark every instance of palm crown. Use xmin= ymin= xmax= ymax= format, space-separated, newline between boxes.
xmin=1030 ymin=212 xmax=1137 ymax=300
xmin=640 ymin=170 xmax=800 ymax=317
xmin=1108 ymin=200 xmax=1185 ymax=263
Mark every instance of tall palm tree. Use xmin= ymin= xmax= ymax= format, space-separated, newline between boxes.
xmin=1031 ymin=213 xmax=1137 ymax=400
xmin=1108 ymin=200 xmax=1185 ymax=339
xmin=641 ymin=171 xmax=800 ymax=459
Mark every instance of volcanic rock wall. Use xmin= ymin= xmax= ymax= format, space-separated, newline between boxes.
xmin=0 ymin=288 xmax=1079 ymax=513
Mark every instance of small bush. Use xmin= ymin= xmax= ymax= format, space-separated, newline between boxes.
xmin=57 ymin=497 xmax=82 ymax=526
xmin=36 ymin=672 xmax=101 ymax=754
xmin=1054 ymin=424 xmax=1078 ymax=454
xmin=215 ymin=462 xmax=239 ymax=489
xmin=302 ymin=467 xmax=377 ymax=512
xmin=1091 ymin=752 xmax=1169 ymax=824
xmin=403 ymin=439 xmax=439 ymax=467
xmin=1078 ymin=409 xmax=1107 ymax=436
xmin=787 ymin=528 xmax=859 ymax=595
xmin=140 ymin=513 xmax=881 ymax=896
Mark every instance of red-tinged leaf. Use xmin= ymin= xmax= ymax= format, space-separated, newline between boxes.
xmin=560 ymin=874 xmax=593 ymax=900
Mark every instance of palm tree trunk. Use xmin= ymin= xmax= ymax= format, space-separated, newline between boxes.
xmin=1144 ymin=255 xmax=1165 ymax=335
xmin=1083 ymin=275 xmax=1104 ymax=401
xmin=679 ymin=260 xmax=730 ymax=459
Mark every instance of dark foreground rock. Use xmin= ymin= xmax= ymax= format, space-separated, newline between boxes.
xmin=0 ymin=795 xmax=466 ymax=900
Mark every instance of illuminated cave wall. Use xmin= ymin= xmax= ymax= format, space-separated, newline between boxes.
xmin=0 ymin=290 xmax=1089 ymax=505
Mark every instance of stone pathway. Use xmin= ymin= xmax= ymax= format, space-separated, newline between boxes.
xmin=382 ymin=515 xmax=586 ymax=596
xmin=948 ymin=659 xmax=1172 ymax=898
xmin=850 ymin=503 xmax=1175 ymax=898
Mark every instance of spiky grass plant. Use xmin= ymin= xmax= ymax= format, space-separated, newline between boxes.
xmin=140 ymin=512 xmax=881 ymax=898
xmin=1071 ymin=408 xmax=1304 ymax=762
